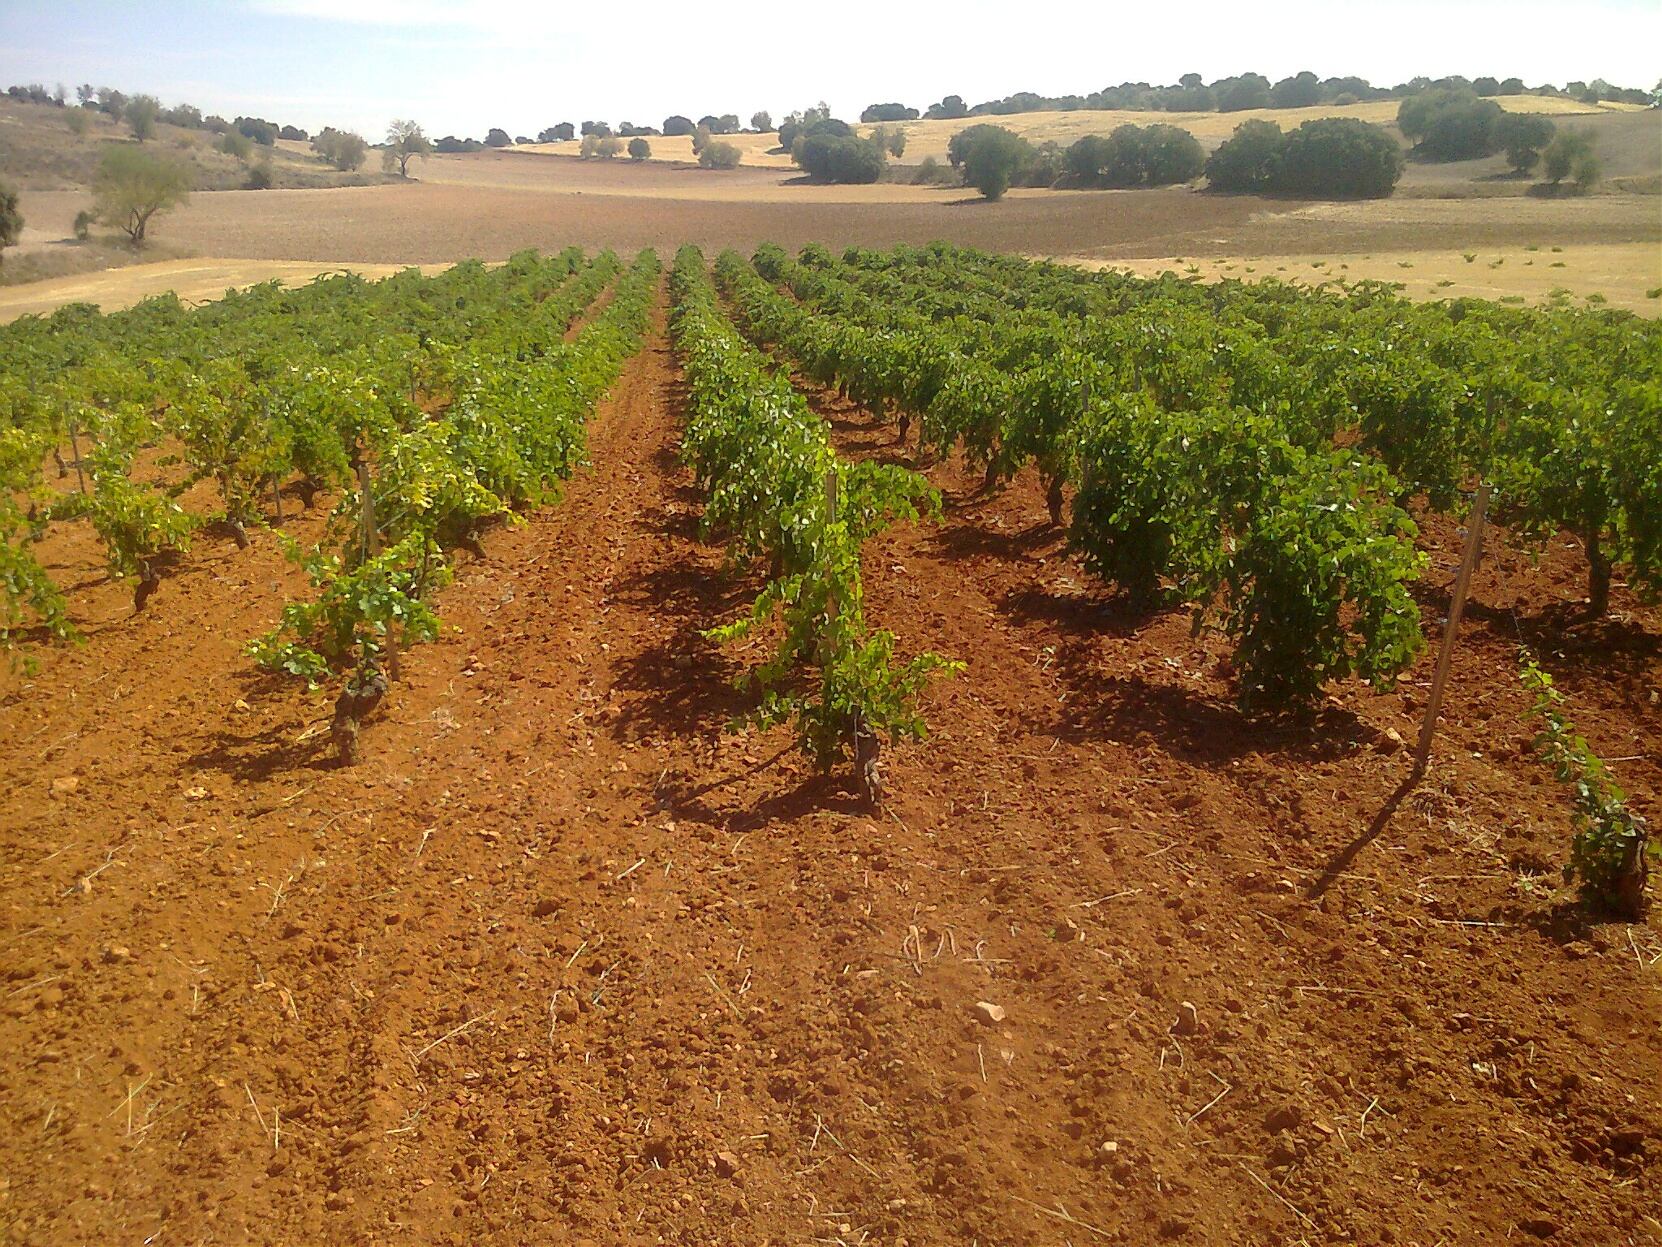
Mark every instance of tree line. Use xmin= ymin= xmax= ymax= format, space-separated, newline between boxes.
xmin=905 ymin=72 xmax=1658 ymax=121
xmin=5 ymin=81 xmax=317 ymax=146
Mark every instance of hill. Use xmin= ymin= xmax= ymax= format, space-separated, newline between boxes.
xmin=514 ymin=95 xmax=1657 ymax=187
xmin=0 ymin=97 xmax=394 ymax=193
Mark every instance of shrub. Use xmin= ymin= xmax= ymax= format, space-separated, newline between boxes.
xmin=1397 ymin=88 xmax=1502 ymax=160
xmin=235 ymin=116 xmax=278 ymax=146
xmin=1572 ymin=152 xmax=1602 ymax=191
xmin=312 ymin=127 xmax=368 ymax=171
xmin=125 ymin=94 xmax=160 ymax=142
xmin=73 ymin=208 xmax=94 ymax=240
xmin=955 ymin=125 xmax=1033 ymax=200
xmin=1543 ymin=129 xmax=1597 ymax=185
xmin=1215 ymin=74 xmax=1272 ymax=111
xmin=792 ymin=134 xmax=883 ymax=182
xmin=910 ymin=155 xmax=957 ymax=185
xmin=628 ymin=137 xmax=651 ymax=161
xmin=1275 ymin=117 xmax=1403 ymax=198
xmin=1022 ymin=140 xmax=1065 ymax=187
xmin=279 ymin=124 xmax=307 ymax=141
xmin=219 ymin=129 xmax=253 ymax=161
xmin=691 ymin=124 xmax=712 ymax=155
xmin=0 ymin=180 xmax=21 ymax=262
xmin=244 ymin=161 xmax=274 ymax=190
xmin=1269 ymin=71 xmax=1321 ymax=109
xmin=1494 ymin=112 xmax=1554 ymax=173
xmin=92 ymin=145 xmax=190 ymax=244
xmin=1064 ymin=124 xmax=1202 ymax=187
xmin=698 ymin=140 xmax=742 ymax=170
xmin=947 ymin=122 xmax=1009 ymax=168
xmin=1142 ymin=124 xmax=1206 ymax=184
xmin=580 ymin=133 xmax=622 ymax=159
xmin=870 ymin=125 xmax=906 ymax=158
xmin=861 ymin=102 xmax=919 ymax=123
xmin=1205 ymin=118 xmax=1284 ymax=192
xmin=66 ymin=107 xmax=90 ymax=137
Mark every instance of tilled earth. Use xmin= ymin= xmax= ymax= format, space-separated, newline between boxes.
xmin=1 ymin=308 xmax=1659 ymax=1246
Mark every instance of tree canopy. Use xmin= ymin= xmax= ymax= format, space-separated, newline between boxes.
xmin=384 ymin=119 xmax=432 ymax=177
xmin=93 ymin=146 xmax=190 ymax=244
xmin=954 ymin=126 xmax=1033 ymax=200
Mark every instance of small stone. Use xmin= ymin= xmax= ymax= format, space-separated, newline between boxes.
xmin=1099 ymin=1140 xmax=1119 ymax=1156
xmin=1265 ymin=1104 xmax=1302 ymax=1133
xmin=50 ymin=776 xmax=79 ymax=796
xmin=532 ymin=899 xmax=560 ymax=918
xmin=102 ymin=944 xmax=131 ymax=963
xmin=1170 ymin=1001 xmax=1200 ymax=1036
xmin=1519 ymin=1216 xmax=1559 ymax=1239
xmin=972 ymin=1001 xmax=1006 ymax=1025
xmin=714 ymin=1150 xmax=741 ymax=1179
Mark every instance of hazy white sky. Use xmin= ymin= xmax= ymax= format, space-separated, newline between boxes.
xmin=2 ymin=0 xmax=1657 ymax=139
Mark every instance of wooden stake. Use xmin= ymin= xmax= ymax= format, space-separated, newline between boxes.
xmin=68 ymin=421 xmax=86 ymax=495
xmin=822 ymin=467 xmax=840 ymax=648
xmin=357 ymin=460 xmax=400 ymax=683
xmin=1413 ymin=482 xmax=1489 ymax=775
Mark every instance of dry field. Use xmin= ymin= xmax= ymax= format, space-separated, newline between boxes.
xmin=3 ymin=96 xmax=1657 ymax=321
xmin=1083 ymin=241 xmax=1662 ymax=315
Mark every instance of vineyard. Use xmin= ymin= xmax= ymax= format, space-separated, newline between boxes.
xmin=0 ymin=245 xmax=1658 ymax=1245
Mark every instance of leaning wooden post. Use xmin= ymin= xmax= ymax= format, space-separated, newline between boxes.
xmin=1413 ymin=482 xmax=1490 ymax=776
xmin=68 ymin=420 xmax=87 ymax=495
xmin=357 ymin=459 xmax=400 ymax=683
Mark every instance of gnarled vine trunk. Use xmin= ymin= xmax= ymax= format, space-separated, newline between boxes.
xmin=331 ymin=669 xmax=389 ymax=767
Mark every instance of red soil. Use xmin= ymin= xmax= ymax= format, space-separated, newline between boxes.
xmin=1 ymin=308 xmax=1658 ymax=1246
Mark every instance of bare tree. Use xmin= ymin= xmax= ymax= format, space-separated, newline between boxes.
xmin=384 ymin=119 xmax=432 ymax=177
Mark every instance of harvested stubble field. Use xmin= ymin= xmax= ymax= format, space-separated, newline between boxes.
xmin=0 ymin=260 xmax=1658 ymax=1247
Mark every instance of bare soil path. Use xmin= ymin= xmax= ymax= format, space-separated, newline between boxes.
xmin=1 ymin=308 xmax=1657 ymax=1247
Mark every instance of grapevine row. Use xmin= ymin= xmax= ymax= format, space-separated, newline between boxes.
xmin=252 ymin=248 xmax=662 ymax=762
xmin=818 ymin=243 xmax=1661 ymax=614
xmin=667 ymin=245 xmax=959 ymax=801
xmin=722 ymin=245 xmax=1426 ymax=711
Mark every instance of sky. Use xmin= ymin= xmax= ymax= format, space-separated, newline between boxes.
xmin=2 ymin=0 xmax=1657 ymax=140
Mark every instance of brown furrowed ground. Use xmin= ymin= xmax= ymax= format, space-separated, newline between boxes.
xmin=1 ymin=295 xmax=1658 ymax=1245
xmin=8 ymin=142 xmax=1657 ymax=324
